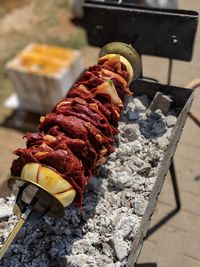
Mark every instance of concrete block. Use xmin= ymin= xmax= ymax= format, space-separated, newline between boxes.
xmin=6 ymin=43 xmax=84 ymax=114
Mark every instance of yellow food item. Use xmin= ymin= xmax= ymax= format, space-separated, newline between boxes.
xmin=19 ymin=44 xmax=77 ymax=75
xmin=21 ymin=163 xmax=76 ymax=207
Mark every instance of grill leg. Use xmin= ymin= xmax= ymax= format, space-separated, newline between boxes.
xmin=188 ymin=112 xmax=200 ymax=128
xmin=170 ymin=160 xmax=181 ymax=211
xmin=145 ymin=159 xmax=181 ymax=239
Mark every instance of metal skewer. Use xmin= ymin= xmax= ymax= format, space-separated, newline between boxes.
xmin=0 ymin=208 xmax=31 ymax=259
xmin=0 ymin=177 xmax=65 ymax=260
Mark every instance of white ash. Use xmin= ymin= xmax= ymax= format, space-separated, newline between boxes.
xmin=0 ymin=94 xmax=176 ymax=267
xmin=0 ymin=196 xmax=15 ymax=219
xmin=166 ymin=115 xmax=177 ymax=127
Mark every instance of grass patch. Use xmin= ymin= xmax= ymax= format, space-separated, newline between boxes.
xmin=56 ymin=0 xmax=72 ymax=8
xmin=0 ymin=76 xmax=13 ymax=105
xmin=49 ymin=28 xmax=88 ymax=49
xmin=0 ymin=0 xmax=87 ymax=106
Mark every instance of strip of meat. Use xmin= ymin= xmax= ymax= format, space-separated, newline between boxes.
xmin=39 ymin=114 xmax=89 ymax=141
xmin=11 ymin=53 xmax=133 ymax=207
xmin=54 ymin=97 xmax=114 ymax=136
xmin=25 ymin=130 xmax=98 ymax=172
xmin=13 ymin=136 xmax=87 ymax=206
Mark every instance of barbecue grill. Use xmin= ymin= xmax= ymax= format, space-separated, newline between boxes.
xmin=75 ymin=0 xmax=198 ymax=264
xmin=0 ymin=1 xmax=199 ymax=266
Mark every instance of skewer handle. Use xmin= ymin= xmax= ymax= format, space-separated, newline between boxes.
xmin=0 ymin=209 xmax=30 ymax=260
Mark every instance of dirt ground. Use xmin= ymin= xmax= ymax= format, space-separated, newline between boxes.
xmin=0 ymin=0 xmax=87 ymax=107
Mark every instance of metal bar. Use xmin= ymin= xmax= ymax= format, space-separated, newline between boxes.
xmin=0 ymin=218 xmax=26 ymax=260
xmin=135 ymin=263 xmax=157 ymax=267
xmin=188 ymin=112 xmax=200 ymax=127
xmin=81 ymin=2 xmax=198 ymax=61
xmin=0 ymin=208 xmax=31 ymax=260
xmin=170 ymin=160 xmax=181 ymax=210
xmin=167 ymin=59 xmax=173 ymax=86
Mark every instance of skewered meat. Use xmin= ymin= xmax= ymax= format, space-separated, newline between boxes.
xmin=11 ymin=50 xmax=139 ymax=208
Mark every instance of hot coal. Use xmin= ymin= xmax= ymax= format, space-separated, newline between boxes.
xmin=0 ymin=94 xmax=177 ymax=267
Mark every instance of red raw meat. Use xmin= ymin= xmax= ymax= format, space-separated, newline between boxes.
xmin=11 ymin=55 xmax=130 ymax=207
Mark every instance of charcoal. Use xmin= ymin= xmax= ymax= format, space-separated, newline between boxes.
xmin=156 ymin=136 xmax=170 ymax=150
xmin=107 ymin=263 xmax=116 ymax=267
xmin=137 ymin=163 xmax=151 ymax=175
xmin=111 ymin=236 xmax=129 ymax=261
xmin=0 ymin=205 xmax=13 ymax=219
xmin=128 ymin=111 xmax=140 ymax=121
xmin=0 ymin=94 xmax=176 ymax=267
xmin=123 ymin=124 xmax=140 ymax=141
xmin=166 ymin=115 xmax=177 ymax=127
xmin=134 ymin=96 xmax=150 ymax=112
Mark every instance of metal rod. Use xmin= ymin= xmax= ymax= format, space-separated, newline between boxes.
xmin=170 ymin=160 xmax=181 ymax=210
xmin=0 ymin=208 xmax=31 ymax=260
xmin=188 ymin=112 xmax=200 ymax=127
xmin=167 ymin=59 xmax=173 ymax=85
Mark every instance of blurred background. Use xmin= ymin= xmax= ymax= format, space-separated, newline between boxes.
xmin=0 ymin=1 xmax=199 ymax=267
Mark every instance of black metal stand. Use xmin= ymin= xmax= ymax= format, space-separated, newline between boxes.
xmin=167 ymin=59 xmax=173 ymax=85
xmin=146 ymin=160 xmax=181 ymax=239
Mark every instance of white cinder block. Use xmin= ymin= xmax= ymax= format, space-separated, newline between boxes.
xmin=6 ymin=43 xmax=85 ymax=114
